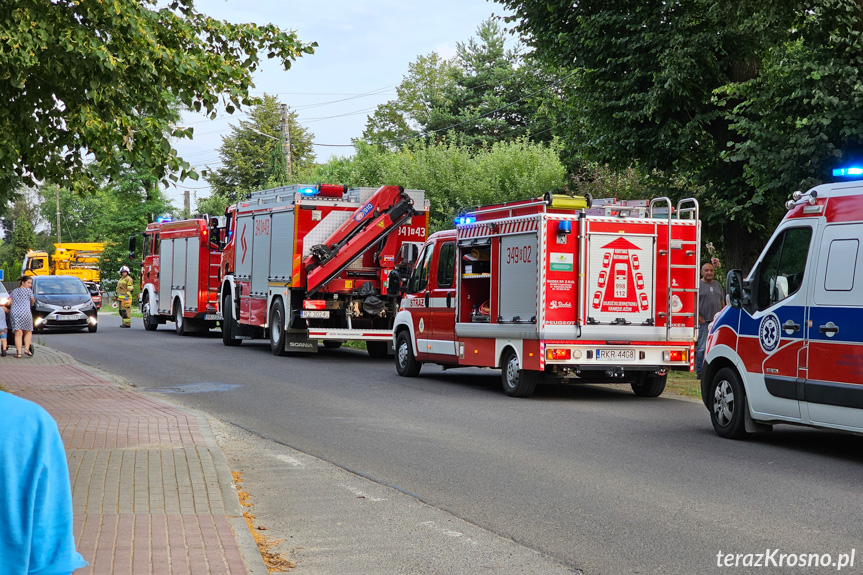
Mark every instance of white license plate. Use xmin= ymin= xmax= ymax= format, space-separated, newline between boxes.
xmin=57 ymin=314 xmax=84 ymax=321
xmin=204 ymin=313 xmax=222 ymax=321
xmin=301 ymin=310 xmax=330 ymax=319
xmin=597 ymin=349 xmax=635 ymax=361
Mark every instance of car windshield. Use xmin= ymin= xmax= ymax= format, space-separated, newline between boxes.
xmin=34 ymin=277 xmax=89 ymax=296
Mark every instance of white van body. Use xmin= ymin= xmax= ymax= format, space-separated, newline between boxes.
xmin=702 ymin=181 xmax=863 ymax=438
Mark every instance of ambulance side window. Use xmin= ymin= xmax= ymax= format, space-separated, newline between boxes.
xmin=409 ymin=245 xmax=434 ymax=293
xmin=436 ymin=242 xmax=456 ymax=288
xmin=756 ymin=227 xmax=813 ymax=311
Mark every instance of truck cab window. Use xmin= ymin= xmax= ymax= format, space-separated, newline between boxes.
xmin=436 ymin=242 xmax=456 ymax=288
xmin=409 ymin=245 xmax=433 ymax=293
xmin=756 ymin=226 xmax=813 ymax=311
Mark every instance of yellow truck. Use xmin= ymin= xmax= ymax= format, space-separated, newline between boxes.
xmin=23 ymin=243 xmax=106 ymax=283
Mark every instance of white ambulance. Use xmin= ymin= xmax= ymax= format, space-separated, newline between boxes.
xmin=702 ymin=178 xmax=863 ymax=438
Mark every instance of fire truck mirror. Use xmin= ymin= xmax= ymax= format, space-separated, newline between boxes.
xmin=726 ymin=269 xmax=743 ymax=309
xmin=387 ymin=270 xmax=401 ymax=294
xmin=128 ymin=236 xmax=136 ymax=260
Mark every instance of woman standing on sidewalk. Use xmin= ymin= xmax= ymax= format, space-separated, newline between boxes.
xmin=10 ymin=275 xmax=35 ymax=358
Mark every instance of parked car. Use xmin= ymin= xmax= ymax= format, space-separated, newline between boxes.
xmin=32 ymin=275 xmax=98 ymax=333
xmin=84 ymin=281 xmax=103 ymax=310
xmin=0 ymin=283 xmax=9 ymax=307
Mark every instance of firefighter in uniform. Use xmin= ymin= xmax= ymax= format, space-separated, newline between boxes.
xmin=116 ymin=266 xmax=134 ymax=328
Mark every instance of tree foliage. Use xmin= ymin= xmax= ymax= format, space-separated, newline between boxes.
xmin=300 ymin=137 xmax=566 ymax=232
xmin=498 ymin=0 xmax=863 ymax=269
xmin=362 ymin=19 xmax=559 ymax=154
xmin=205 ymin=94 xmax=316 ymax=204
xmin=0 ymin=0 xmax=316 ymax=200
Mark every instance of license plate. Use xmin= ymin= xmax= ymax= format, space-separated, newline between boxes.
xmin=204 ymin=313 xmax=222 ymax=321
xmin=301 ymin=310 xmax=330 ymax=319
xmin=597 ymin=349 xmax=635 ymax=361
xmin=57 ymin=314 xmax=84 ymax=321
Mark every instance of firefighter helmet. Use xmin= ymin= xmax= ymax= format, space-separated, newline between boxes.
xmin=119 ymin=265 xmax=130 ymax=274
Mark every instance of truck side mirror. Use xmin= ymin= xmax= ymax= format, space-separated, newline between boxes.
xmin=128 ymin=236 xmax=136 ymax=260
xmin=398 ymin=243 xmax=418 ymax=266
xmin=726 ymin=269 xmax=743 ymax=309
xmin=387 ymin=270 xmax=401 ymax=295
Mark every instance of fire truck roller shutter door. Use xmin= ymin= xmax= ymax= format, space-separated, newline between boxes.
xmin=159 ymin=239 xmax=173 ymax=313
xmin=173 ymin=238 xmax=186 ymax=291
xmin=185 ymin=236 xmax=199 ymax=312
xmin=499 ymin=234 xmax=539 ymax=322
xmin=269 ymin=211 xmax=295 ymax=281
xmin=251 ymin=214 xmax=271 ymax=296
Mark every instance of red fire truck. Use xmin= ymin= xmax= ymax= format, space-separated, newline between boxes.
xmin=135 ymin=217 xmax=223 ymax=334
xmin=393 ymin=193 xmax=701 ymax=397
xmin=219 ymin=183 xmax=428 ymax=355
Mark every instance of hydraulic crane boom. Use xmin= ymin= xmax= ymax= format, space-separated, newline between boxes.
xmin=303 ymin=185 xmax=417 ymax=295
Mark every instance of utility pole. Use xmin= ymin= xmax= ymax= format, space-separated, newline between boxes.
xmin=280 ymin=104 xmax=292 ymax=178
xmin=56 ymin=187 xmax=61 ymax=243
xmin=184 ymin=190 xmax=190 ymax=218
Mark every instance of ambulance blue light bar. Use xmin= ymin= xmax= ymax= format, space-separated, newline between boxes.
xmin=455 ymin=216 xmax=475 ymax=225
xmin=832 ymin=166 xmax=863 ymax=177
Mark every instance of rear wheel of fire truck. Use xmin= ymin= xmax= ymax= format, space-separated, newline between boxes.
xmin=630 ymin=373 xmax=667 ymax=397
xmin=395 ymin=331 xmax=421 ymax=377
xmin=174 ymin=301 xmax=187 ymax=336
xmin=142 ymin=295 xmax=158 ymax=331
xmin=366 ymin=341 xmax=390 ymax=359
xmin=708 ymin=367 xmax=748 ymax=439
xmin=269 ymin=299 xmax=287 ymax=356
xmin=221 ymin=294 xmax=241 ymax=347
xmin=500 ymin=349 xmax=539 ymax=398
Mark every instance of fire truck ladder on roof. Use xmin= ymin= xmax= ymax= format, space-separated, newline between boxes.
xmin=650 ymin=197 xmax=700 ymax=341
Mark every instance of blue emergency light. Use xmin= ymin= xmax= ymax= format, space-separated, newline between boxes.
xmin=298 ymin=186 xmax=319 ymax=196
xmin=156 ymin=215 xmax=173 ymax=223
xmin=832 ymin=166 xmax=863 ymax=177
xmin=455 ymin=215 xmax=476 ymax=225
xmin=557 ymin=220 xmax=572 ymax=235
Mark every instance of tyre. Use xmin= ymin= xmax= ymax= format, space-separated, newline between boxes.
xmin=631 ymin=373 xmax=667 ymax=397
xmin=500 ymin=349 xmax=539 ymax=398
xmin=366 ymin=340 xmax=390 ymax=358
xmin=142 ymin=295 xmax=158 ymax=331
xmin=269 ymin=298 xmax=286 ymax=356
xmin=221 ymin=294 xmax=241 ymax=347
xmin=322 ymin=340 xmax=343 ymax=349
xmin=394 ymin=331 xmax=421 ymax=377
xmin=174 ymin=300 xmax=187 ymax=336
xmin=708 ymin=367 xmax=748 ymax=439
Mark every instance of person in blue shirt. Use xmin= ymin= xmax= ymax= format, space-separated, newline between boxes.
xmin=0 ymin=391 xmax=87 ymax=574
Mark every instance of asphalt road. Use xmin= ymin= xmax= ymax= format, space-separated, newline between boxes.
xmin=43 ymin=318 xmax=863 ymax=574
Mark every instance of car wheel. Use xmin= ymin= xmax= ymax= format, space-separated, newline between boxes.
xmin=174 ymin=300 xmax=186 ymax=336
xmin=221 ymin=294 xmax=241 ymax=347
xmin=142 ymin=295 xmax=158 ymax=331
xmin=631 ymin=373 xmax=667 ymax=397
xmin=395 ymin=331 xmax=421 ymax=377
xmin=501 ymin=349 xmax=539 ymax=398
xmin=269 ymin=299 xmax=286 ymax=356
xmin=366 ymin=340 xmax=390 ymax=358
xmin=708 ymin=367 xmax=748 ymax=439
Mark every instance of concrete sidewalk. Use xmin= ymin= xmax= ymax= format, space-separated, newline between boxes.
xmin=0 ymin=345 xmax=267 ymax=574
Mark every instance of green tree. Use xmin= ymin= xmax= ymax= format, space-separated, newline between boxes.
xmin=0 ymin=0 xmax=316 ymax=201
xmin=424 ymin=19 xmax=557 ymax=149
xmin=363 ymin=53 xmax=457 ymax=146
xmin=206 ymin=94 xmax=316 ymax=203
xmin=498 ymin=0 xmax=836 ymax=269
